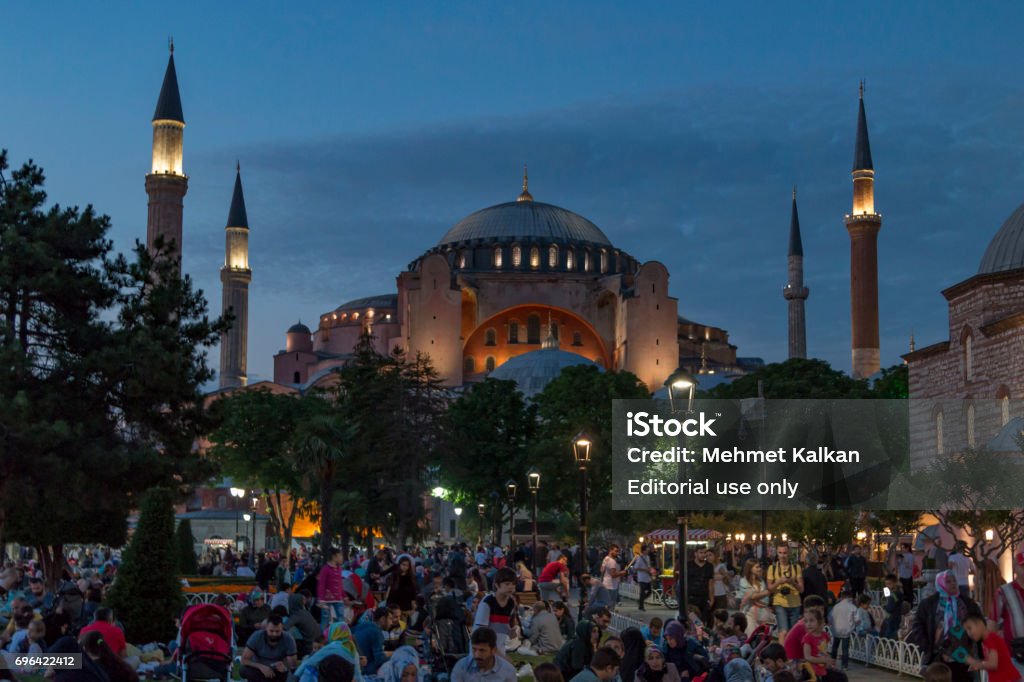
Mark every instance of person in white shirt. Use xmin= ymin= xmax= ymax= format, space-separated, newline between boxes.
xmin=633 ymin=546 xmax=654 ymax=611
xmin=828 ymin=589 xmax=857 ymax=670
xmin=600 ymin=545 xmax=627 ymax=607
xmin=949 ymin=541 xmax=976 ymax=599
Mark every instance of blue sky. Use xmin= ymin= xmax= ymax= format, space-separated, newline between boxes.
xmin=6 ymin=3 xmax=1024 ymax=383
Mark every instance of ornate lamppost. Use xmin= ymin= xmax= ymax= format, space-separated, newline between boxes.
xmin=572 ymin=431 xmax=593 ymax=617
xmin=528 ymin=468 xmax=540 ymax=575
xmin=506 ymin=480 xmax=517 ymax=553
xmin=665 ymin=368 xmax=697 ymax=623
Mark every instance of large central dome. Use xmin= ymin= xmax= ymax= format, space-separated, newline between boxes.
xmin=437 ymin=201 xmax=613 ymax=248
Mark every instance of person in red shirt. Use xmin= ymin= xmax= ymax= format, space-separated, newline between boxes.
xmin=782 ymin=594 xmax=826 ymax=659
xmin=801 ymin=609 xmax=834 ymax=679
xmin=79 ymin=607 xmax=127 ymax=658
xmin=965 ymin=614 xmax=1022 ymax=682
xmin=538 ymin=556 xmax=569 ymax=602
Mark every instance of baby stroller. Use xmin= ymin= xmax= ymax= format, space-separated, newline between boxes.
xmin=743 ymin=622 xmax=775 ymax=664
xmin=177 ymin=603 xmax=234 ymax=682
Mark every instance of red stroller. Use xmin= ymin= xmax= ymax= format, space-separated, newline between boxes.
xmin=177 ymin=604 xmax=235 ymax=682
xmin=744 ymin=622 xmax=776 ymax=664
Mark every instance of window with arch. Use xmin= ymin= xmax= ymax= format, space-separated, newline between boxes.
xmin=458 ymin=252 xmax=467 ymax=269
xmin=527 ymin=315 xmax=541 ymax=344
xmin=293 ymin=371 xmax=301 ymax=384
xmin=217 ymin=495 xmax=227 ymax=509
xmin=572 ymin=331 xmax=582 ymax=346
xmin=1003 ymin=395 xmax=1011 ymax=426
xmin=964 ymin=331 xmax=973 ymax=381
xmin=584 ymin=250 xmax=592 ymax=272
xmin=484 ymin=328 xmax=497 ymax=346
xmin=548 ymin=245 xmax=559 ymax=268
xmin=566 ymin=249 xmax=575 ymax=270
xmin=512 ymin=245 xmax=522 ymax=267
xmin=508 ymin=321 xmax=520 ymax=344
xmin=493 ymin=247 xmax=503 ymax=268
xmin=967 ymin=404 xmax=976 ymax=448
xmin=600 ymin=249 xmax=608 ymax=273
xmin=464 ymin=357 xmax=475 ymax=374
xmin=530 ymin=247 xmax=540 ymax=269
xmin=936 ymin=411 xmax=944 ymax=455
xmin=485 ymin=356 xmax=496 ymax=372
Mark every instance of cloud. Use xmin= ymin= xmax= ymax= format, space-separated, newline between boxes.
xmin=181 ymin=74 xmax=1024 ymax=381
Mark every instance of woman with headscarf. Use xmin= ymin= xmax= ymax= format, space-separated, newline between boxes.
xmin=374 ymin=645 xmax=423 ymax=682
xmin=295 ymin=621 xmax=364 ymax=682
xmin=383 ymin=555 xmax=419 ymax=616
xmin=662 ymin=620 xmax=706 ymax=679
xmin=909 ymin=569 xmax=982 ymax=682
xmin=554 ymin=620 xmax=600 ymax=680
xmin=634 ymin=646 xmax=681 ymax=682
xmin=617 ymin=627 xmax=647 ymax=682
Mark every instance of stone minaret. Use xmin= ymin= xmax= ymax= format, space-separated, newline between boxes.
xmin=219 ymin=163 xmax=251 ymax=389
xmin=146 ymin=41 xmax=187 ymax=267
xmin=783 ymin=186 xmax=809 ymax=358
xmin=844 ymin=82 xmax=882 ymax=378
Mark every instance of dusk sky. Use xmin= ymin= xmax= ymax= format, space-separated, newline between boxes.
xmin=7 ymin=3 xmax=1024 ymax=385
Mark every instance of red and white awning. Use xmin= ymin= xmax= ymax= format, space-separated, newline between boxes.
xmin=644 ymin=528 xmax=723 ymax=542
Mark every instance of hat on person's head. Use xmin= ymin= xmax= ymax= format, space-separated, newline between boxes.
xmin=251 ymin=589 xmax=264 ymax=600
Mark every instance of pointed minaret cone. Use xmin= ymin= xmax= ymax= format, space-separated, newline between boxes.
xmin=220 ymin=163 xmax=252 ymax=389
xmin=783 ymin=186 xmax=809 ymax=359
xmin=146 ymin=43 xmax=188 ymax=267
xmin=845 ymin=82 xmax=882 ymax=378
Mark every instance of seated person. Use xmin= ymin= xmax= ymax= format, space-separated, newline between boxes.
xmin=240 ymin=614 xmax=297 ymax=682
xmin=353 ymin=606 xmax=391 ymax=675
xmin=452 ymin=627 xmax=518 ymax=682
xmin=79 ymin=607 xmax=127 ymax=659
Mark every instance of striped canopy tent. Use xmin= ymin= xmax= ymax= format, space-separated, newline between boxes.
xmin=645 ymin=528 xmax=723 ymax=543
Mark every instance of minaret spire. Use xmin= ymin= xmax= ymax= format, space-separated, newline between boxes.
xmin=845 ymin=83 xmax=882 ymax=378
xmin=517 ymin=165 xmax=533 ymax=202
xmin=220 ymin=163 xmax=252 ymax=389
xmin=783 ymin=186 xmax=809 ymax=359
xmin=146 ymin=43 xmax=188 ymax=269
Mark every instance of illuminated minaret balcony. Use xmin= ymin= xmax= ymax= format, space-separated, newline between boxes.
xmin=151 ymin=120 xmax=185 ymax=176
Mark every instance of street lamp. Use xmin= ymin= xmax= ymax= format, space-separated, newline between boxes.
xmin=572 ymin=431 xmax=592 ymax=618
xmin=250 ymin=492 xmax=259 ymax=566
xmin=527 ymin=469 xmax=541 ymax=574
xmin=477 ymin=504 xmax=486 ymax=546
xmin=454 ymin=507 xmax=463 ymax=541
xmin=506 ymin=480 xmax=517 ymax=553
xmin=230 ymin=487 xmax=245 ymax=553
xmin=665 ymin=368 xmax=699 ymax=622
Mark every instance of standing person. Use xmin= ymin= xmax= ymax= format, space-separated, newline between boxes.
xmin=686 ymin=546 xmax=714 ymax=623
xmin=843 ymin=545 xmax=867 ymax=598
xmin=449 ymin=543 xmax=469 ymax=592
xmin=452 ymin=627 xmax=518 ymax=682
xmin=739 ymin=560 xmax=771 ymax=633
xmin=948 ymin=542 xmax=976 ymax=601
xmin=632 ymin=547 xmax=653 ymax=611
xmin=600 ymin=546 xmax=627 ymax=607
xmin=472 ymin=567 xmax=519 ymax=655
xmin=383 ymin=554 xmax=418 ymax=616
xmin=828 ymin=589 xmax=856 ymax=671
xmin=964 ymin=613 xmax=1022 ymax=682
xmin=709 ymin=550 xmax=730 ymax=612
xmin=897 ymin=544 xmax=917 ymax=607
xmin=318 ymin=548 xmax=347 ymax=627
xmin=767 ymin=545 xmax=803 ymax=641
xmin=995 ymin=550 xmax=1024 ymax=679
xmin=539 ymin=556 xmax=571 ymax=602
xmin=801 ymin=609 xmax=841 ymax=682
xmin=932 ymin=539 xmax=950 ymax=572
xmin=802 ymin=558 xmax=830 ymax=605
xmin=908 ymin=570 xmax=982 ymax=682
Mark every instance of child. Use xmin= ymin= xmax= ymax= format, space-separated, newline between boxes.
xmin=758 ymin=643 xmax=790 ymax=682
xmin=641 ymin=617 xmax=664 ymax=650
xmin=964 ymin=614 xmax=1022 ymax=682
xmin=801 ymin=609 xmax=837 ymax=681
xmin=23 ymin=619 xmax=45 ymax=654
xmin=828 ymin=588 xmax=856 ymax=670
xmin=854 ymin=594 xmax=875 ymax=635
xmin=881 ymin=573 xmax=903 ymax=639
xmin=923 ymin=662 xmax=952 ymax=682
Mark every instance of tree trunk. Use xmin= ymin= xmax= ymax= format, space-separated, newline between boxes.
xmin=36 ymin=544 xmax=64 ymax=593
xmin=340 ymin=521 xmax=351 ymax=563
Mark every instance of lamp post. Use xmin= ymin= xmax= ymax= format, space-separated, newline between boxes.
xmin=250 ymin=493 xmax=259 ymax=566
xmin=665 ymin=368 xmax=698 ymax=623
xmin=477 ymin=504 xmax=486 ymax=546
xmin=506 ymin=480 xmax=517 ymax=553
xmin=230 ymin=487 xmax=245 ymax=555
xmin=454 ymin=507 xmax=463 ymax=541
xmin=528 ymin=469 xmax=540 ymax=575
xmin=243 ymin=512 xmax=252 ymax=562
xmin=572 ymin=431 xmax=593 ymax=618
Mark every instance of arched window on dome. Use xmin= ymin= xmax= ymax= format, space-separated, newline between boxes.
xmin=485 ymin=356 xmax=496 ymax=372
xmin=936 ymin=411 xmax=944 ymax=455
xmin=464 ymin=357 xmax=475 ymax=374
xmin=566 ymin=249 xmax=575 ymax=271
xmin=530 ymin=247 xmax=540 ymax=269
xmin=458 ymin=252 xmax=467 ymax=269
xmin=967 ymin=404 xmax=976 ymax=448
xmin=584 ymin=250 xmax=592 ymax=272
xmin=293 ymin=371 xmax=301 ymax=384
xmin=508 ymin=321 xmax=520 ymax=344
xmin=527 ymin=315 xmax=541 ymax=344
xmin=600 ymin=249 xmax=608 ymax=273
xmin=512 ymin=245 xmax=522 ymax=267
xmin=572 ymin=331 xmax=582 ymax=346
xmin=493 ymin=247 xmax=503 ymax=268
xmin=549 ymin=245 xmax=559 ymax=269
xmin=485 ymin=328 xmax=497 ymax=346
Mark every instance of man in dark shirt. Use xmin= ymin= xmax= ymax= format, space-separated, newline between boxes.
xmin=802 ymin=561 xmax=830 ymax=605
xmin=844 ymin=545 xmax=868 ymax=597
xmin=241 ymin=615 xmax=297 ymax=682
xmin=686 ymin=547 xmax=714 ymax=622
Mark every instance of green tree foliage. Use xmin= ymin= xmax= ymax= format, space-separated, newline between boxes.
xmin=872 ymin=365 xmax=909 ymax=398
xmin=174 ymin=519 xmax=199 ymax=575
xmin=436 ymin=379 xmax=536 ymax=529
xmin=107 ymin=488 xmax=183 ymax=643
xmin=706 ymin=358 xmax=873 ymax=399
xmin=772 ymin=510 xmax=857 ymax=549
xmin=0 ymin=151 xmax=222 ymax=587
xmin=529 ymin=365 xmax=650 ymax=534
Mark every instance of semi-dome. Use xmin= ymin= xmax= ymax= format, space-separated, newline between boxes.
xmin=979 ymin=201 xmax=1024 ymax=274
xmin=437 ymin=201 xmax=613 ymax=248
xmin=489 ymin=348 xmax=602 ymax=398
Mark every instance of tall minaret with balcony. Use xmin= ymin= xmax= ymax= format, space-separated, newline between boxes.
xmin=844 ymin=82 xmax=882 ymax=378
xmin=219 ymin=163 xmax=251 ymax=389
xmin=146 ymin=41 xmax=187 ymax=267
xmin=784 ymin=186 xmax=809 ymax=358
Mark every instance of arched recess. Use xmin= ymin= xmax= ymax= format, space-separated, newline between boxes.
xmin=461 ymin=303 xmax=612 ymax=373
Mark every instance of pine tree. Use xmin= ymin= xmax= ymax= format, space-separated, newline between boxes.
xmin=174 ymin=518 xmax=198 ymax=575
xmin=107 ymin=488 xmax=183 ymax=643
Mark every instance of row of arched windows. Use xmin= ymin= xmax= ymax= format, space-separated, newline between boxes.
xmin=454 ymin=245 xmax=615 ymax=273
xmin=935 ymin=394 xmax=1011 ymax=454
xmin=464 ymin=356 xmax=496 ymax=373
xmin=480 ymin=315 xmax=584 ymax=347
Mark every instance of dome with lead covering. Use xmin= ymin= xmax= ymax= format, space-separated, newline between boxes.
xmin=437 ymin=201 xmax=613 ymax=249
xmin=489 ymin=348 xmax=602 ymax=398
xmin=979 ymin=201 xmax=1024 ymax=274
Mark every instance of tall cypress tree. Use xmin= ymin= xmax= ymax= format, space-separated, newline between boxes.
xmin=174 ymin=518 xmax=198 ymax=575
xmin=107 ymin=488 xmax=183 ymax=643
